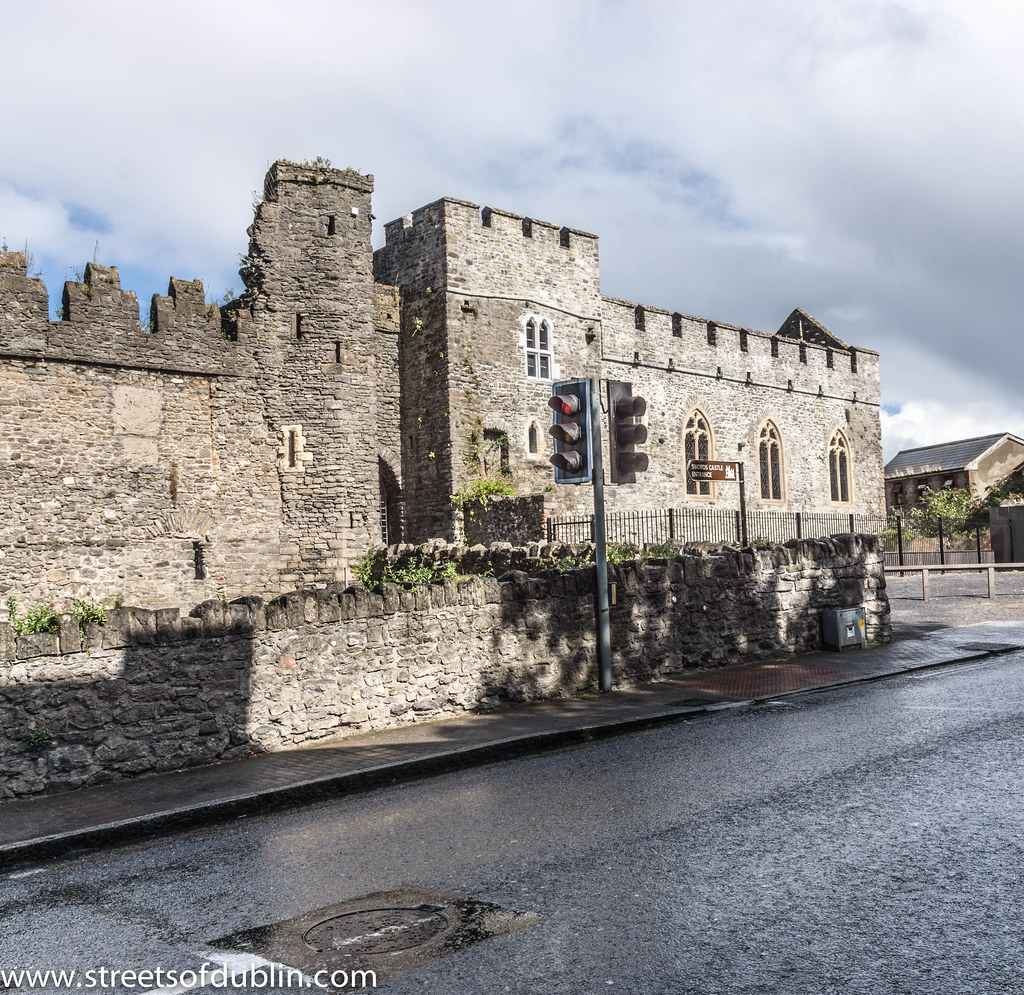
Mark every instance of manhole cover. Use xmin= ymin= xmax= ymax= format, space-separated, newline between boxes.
xmin=303 ymin=906 xmax=449 ymax=954
xmin=211 ymin=887 xmax=542 ymax=987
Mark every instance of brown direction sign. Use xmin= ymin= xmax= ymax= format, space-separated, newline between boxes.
xmin=687 ymin=459 xmax=740 ymax=482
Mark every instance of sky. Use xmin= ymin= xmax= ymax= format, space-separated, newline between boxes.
xmin=2 ymin=0 xmax=1022 ymax=461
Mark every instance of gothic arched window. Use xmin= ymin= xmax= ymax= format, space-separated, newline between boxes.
xmin=684 ymin=409 xmax=714 ymax=497
xmin=758 ymin=421 xmax=784 ymax=502
xmin=829 ymin=430 xmax=852 ymax=504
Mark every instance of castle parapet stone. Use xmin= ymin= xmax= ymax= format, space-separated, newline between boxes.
xmin=61 ymin=263 xmax=140 ymax=332
xmin=0 ymin=251 xmax=50 ymax=354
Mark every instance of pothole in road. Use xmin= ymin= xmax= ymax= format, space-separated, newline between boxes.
xmin=210 ymin=887 xmax=542 ymax=987
xmin=956 ymin=642 xmax=1022 ymax=654
xmin=668 ymin=696 xmax=729 ymax=709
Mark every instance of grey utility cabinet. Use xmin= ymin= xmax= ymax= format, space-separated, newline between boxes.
xmin=822 ymin=607 xmax=867 ymax=650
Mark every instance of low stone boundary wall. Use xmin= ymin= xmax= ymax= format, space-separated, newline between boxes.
xmin=461 ymin=493 xmax=551 ymax=545
xmin=0 ymin=535 xmax=888 ymax=799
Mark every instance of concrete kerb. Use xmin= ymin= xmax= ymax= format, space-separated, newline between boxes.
xmin=4 ymin=632 xmax=1023 ymax=872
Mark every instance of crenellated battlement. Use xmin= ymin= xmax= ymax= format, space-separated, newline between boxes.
xmin=380 ymin=196 xmax=601 ymax=315
xmin=0 ymin=253 xmax=249 ymax=375
xmin=599 ymin=294 xmax=879 ymax=405
xmin=1 ymin=250 xmax=28 ymax=277
xmin=61 ymin=262 xmax=139 ymax=330
xmin=382 ymin=196 xmax=598 ymax=254
xmin=0 ymin=251 xmax=49 ymax=352
xmin=263 ymin=159 xmax=373 ymax=202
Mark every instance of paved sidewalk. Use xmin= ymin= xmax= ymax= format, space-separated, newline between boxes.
xmin=3 ymin=607 xmax=1024 ymax=871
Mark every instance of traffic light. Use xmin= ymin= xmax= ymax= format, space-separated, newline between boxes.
xmin=548 ymin=378 xmax=593 ymax=484
xmin=607 ymin=380 xmax=649 ymax=483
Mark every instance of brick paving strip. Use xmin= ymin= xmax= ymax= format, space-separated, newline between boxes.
xmin=2 ymin=593 xmax=1024 ymax=870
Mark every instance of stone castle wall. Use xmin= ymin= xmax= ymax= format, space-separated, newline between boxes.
xmin=375 ymin=196 xmax=884 ymax=527
xmin=598 ymin=296 xmax=883 ymax=515
xmin=374 ymin=201 xmax=457 ymax=542
xmin=241 ymin=161 xmax=382 ymax=588
xmin=2 ymin=159 xmax=887 ymax=611
xmin=0 ymin=254 xmax=287 ymax=608
xmin=0 ymin=535 xmax=889 ymax=798
xmin=1 ymin=162 xmax=387 ymax=609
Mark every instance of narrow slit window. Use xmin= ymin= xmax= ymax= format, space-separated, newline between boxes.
xmin=771 ymin=337 xmax=779 ymax=358
xmin=799 ymin=342 xmax=807 ymax=364
xmin=634 ymin=306 xmax=645 ymax=330
xmin=528 ymin=422 xmax=539 ymax=454
xmin=288 ymin=430 xmax=297 ymax=467
xmin=295 ymin=313 xmax=304 ymax=340
xmin=326 ymin=215 xmax=336 ymax=235
xmin=739 ymin=329 xmax=748 ymax=352
xmin=672 ymin=313 xmax=682 ymax=338
xmin=706 ymin=321 xmax=717 ymax=346
xmin=335 ymin=341 xmax=342 ymax=363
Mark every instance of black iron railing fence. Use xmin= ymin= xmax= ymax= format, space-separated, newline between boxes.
xmin=546 ymin=508 xmax=884 ymax=547
xmin=885 ymin=514 xmax=993 ymax=567
xmin=545 ymin=508 xmax=994 ymax=567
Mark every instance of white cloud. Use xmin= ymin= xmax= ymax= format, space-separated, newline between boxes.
xmin=882 ymin=399 xmax=1024 ymax=463
xmin=2 ymin=0 xmax=1022 ymax=451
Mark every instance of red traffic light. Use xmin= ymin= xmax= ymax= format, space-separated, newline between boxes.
xmin=548 ymin=393 xmax=581 ymax=417
xmin=548 ymin=380 xmax=593 ymax=484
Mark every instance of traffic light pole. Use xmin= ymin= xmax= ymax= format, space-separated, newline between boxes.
xmin=589 ymin=377 xmax=612 ymax=692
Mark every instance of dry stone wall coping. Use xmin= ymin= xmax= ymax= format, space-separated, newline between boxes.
xmin=1 ymin=534 xmax=885 ymax=663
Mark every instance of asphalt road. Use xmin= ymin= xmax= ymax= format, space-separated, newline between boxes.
xmin=4 ymin=647 xmax=1024 ymax=994
xmin=885 ymin=571 xmax=1024 ymax=640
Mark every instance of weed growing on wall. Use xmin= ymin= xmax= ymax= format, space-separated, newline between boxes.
xmin=5 ymin=594 xmax=115 ymax=636
xmin=352 ymin=552 xmax=458 ymax=591
xmin=607 ymin=542 xmax=641 ymax=563
xmin=5 ymin=596 xmax=60 ymax=635
xmin=354 ymin=540 xmax=696 ymax=592
xmin=23 ymin=727 xmax=53 ymax=752
xmin=451 ymin=476 xmax=518 ymax=515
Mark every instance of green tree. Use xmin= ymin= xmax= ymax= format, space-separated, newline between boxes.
xmin=906 ymin=486 xmax=983 ymax=539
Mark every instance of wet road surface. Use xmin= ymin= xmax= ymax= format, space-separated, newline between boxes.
xmin=3 ymin=650 xmax=1024 ymax=994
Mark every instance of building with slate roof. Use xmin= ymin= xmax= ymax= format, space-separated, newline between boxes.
xmin=884 ymin=433 xmax=1024 ymax=511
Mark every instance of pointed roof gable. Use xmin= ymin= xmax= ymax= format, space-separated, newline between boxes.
xmin=775 ymin=308 xmax=850 ymax=350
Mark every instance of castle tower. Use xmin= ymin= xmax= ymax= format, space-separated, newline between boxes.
xmin=242 ymin=160 xmax=380 ymax=585
xmin=374 ymin=198 xmax=603 ymax=540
